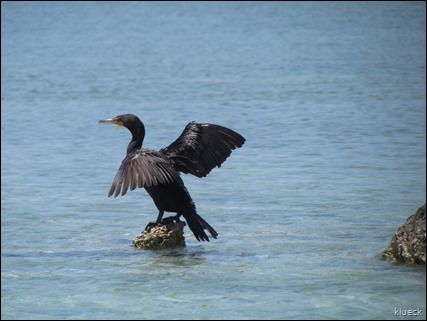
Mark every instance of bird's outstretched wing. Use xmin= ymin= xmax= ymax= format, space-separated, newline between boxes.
xmin=108 ymin=149 xmax=182 ymax=198
xmin=161 ymin=122 xmax=245 ymax=178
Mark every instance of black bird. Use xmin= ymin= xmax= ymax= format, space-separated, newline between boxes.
xmin=99 ymin=114 xmax=245 ymax=241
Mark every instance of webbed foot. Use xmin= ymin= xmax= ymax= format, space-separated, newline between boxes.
xmin=145 ymin=221 xmax=158 ymax=231
xmin=144 ymin=214 xmax=184 ymax=231
xmin=161 ymin=214 xmax=184 ymax=224
xmin=161 ymin=216 xmax=176 ymax=224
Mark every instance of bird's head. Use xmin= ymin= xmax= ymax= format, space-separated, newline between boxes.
xmin=99 ymin=114 xmax=145 ymax=154
xmin=99 ymin=114 xmax=143 ymax=129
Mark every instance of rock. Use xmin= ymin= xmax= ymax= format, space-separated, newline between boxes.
xmin=133 ymin=221 xmax=186 ymax=250
xmin=382 ymin=203 xmax=426 ymax=264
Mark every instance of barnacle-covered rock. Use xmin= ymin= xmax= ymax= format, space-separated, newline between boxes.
xmin=133 ymin=221 xmax=186 ymax=250
xmin=382 ymin=204 xmax=426 ymax=264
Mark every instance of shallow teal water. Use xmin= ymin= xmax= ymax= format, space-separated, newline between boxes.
xmin=2 ymin=2 xmax=426 ymax=319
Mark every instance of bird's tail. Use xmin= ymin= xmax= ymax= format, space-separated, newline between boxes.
xmin=184 ymin=212 xmax=218 ymax=242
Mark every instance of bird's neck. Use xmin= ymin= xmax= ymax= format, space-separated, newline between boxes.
xmin=127 ymin=124 xmax=145 ymax=155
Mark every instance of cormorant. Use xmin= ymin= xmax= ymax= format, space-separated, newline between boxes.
xmin=99 ymin=114 xmax=245 ymax=242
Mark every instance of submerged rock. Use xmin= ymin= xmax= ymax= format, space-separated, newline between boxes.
xmin=382 ymin=203 xmax=426 ymax=264
xmin=133 ymin=221 xmax=186 ymax=250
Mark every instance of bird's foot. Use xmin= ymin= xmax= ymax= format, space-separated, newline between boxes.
xmin=144 ymin=215 xmax=184 ymax=231
xmin=160 ymin=216 xmax=176 ymax=224
xmin=161 ymin=215 xmax=185 ymax=225
xmin=145 ymin=221 xmax=159 ymax=231
xmin=161 ymin=214 xmax=183 ymax=224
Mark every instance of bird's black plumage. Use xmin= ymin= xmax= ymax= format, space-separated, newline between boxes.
xmin=99 ymin=114 xmax=245 ymax=242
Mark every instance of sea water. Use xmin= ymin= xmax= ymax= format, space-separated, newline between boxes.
xmin=1 ymin=2 xmax=426 ymax=319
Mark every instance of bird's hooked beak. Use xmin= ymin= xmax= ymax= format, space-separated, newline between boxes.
xmin=99 ymin=118 xmax=124 ymax=126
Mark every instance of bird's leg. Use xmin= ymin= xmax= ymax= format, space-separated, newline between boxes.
xmin=145 ymin=210 xmax=164 ymax=230
xmin=156 ymin=210 xmax=165 ymax=224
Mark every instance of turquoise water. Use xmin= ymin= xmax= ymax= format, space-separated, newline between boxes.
xmin=1 ymin=2 xmax=426 ymax=319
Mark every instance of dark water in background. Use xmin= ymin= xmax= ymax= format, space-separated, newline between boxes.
xmin=2 ymin=2 xmax=426 ymax=319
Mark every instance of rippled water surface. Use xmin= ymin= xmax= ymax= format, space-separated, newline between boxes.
xmin=2 ymin=2 xmax=426 ymax=320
